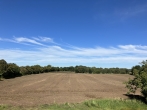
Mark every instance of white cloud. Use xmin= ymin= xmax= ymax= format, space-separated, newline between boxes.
xmin=0 ymin=44 xmax=147 ymax=68
xmin=118 ymin=45 xmax=147 ymax=50
xmin=118 ymin=45 xmax=136 ymax=50
xmin=13 ymin=37 xmax=45 ymax=46
xmin=0 ymin=37 xmax=147 ymax=68
xmin=33 ymin=36 xmax=54 ymax=43
xmin=0 ymin=37 xmax=47 ymax=46
xmin=11 ymin=36 xmax=58 ymax=46
xmin=39 ymin=36 xmax=53 ymax=42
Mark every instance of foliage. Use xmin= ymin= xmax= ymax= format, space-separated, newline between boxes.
xmin=0 ymin=59 xmax=7 ymax=80
xmin=75 ymin=65 xmax=89 ymax=73
xmin=125 ymin=60 xmax=147 ymax=102
xmin=43 ymin=65 xmax=52 ymax=72
xmin=2 ymin=63 xmax=21 ymax=79
xmin=31 ymin=65 xmax=42 ymax=74
xmin=20 ymin=66 xmax=31 ymax=75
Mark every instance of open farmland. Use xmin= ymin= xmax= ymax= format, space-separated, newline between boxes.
xmin=0 ymin=73 xmax=140 ymax=107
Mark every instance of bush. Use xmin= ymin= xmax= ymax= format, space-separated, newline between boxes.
xmin=125 ymin=60 xmax=147 ymax=102
xmin=3 ymin=63 xmax=21 ymax=79
xmin=0 ymin=59 xmax=7 ymax=80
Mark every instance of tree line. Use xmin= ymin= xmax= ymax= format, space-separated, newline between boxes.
xmin=0 ymin=59 xmax=130 ymax=79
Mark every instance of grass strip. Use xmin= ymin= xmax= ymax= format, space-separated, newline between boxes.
xmin=0 ymin=99 xmax=147 ymax=110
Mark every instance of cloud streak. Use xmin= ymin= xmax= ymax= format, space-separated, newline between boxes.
xmin=14 ymin=37 xmax=45 ymax=46
xmin=0 ymin=36 xmax=55 ymax=46
xmin=32 ymin=36 xmax=54 ymax=43
xmin=0 ymin=37 xmax=147 ymax=68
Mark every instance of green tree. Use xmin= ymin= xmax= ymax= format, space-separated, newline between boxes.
xmin=125 ymin=60 xmax=147 ymax=102
xmin=88 ymin=68 xmax=93 ymax=74
xmin=25 ymin=66 xmax=33 ymax=74
xmin=20 ymin=66 xmax=28 ymax=75
xmin=31 ymin=65 xmax=42 ymax=74
xmin=131 ymin=65 xmax=141 ymax=75
xmin=3 ymin=63 xmax=21 ymax=79
xmin=94 ymin=68 xmax=101 ymax=74
xmin=0 ymin=59 xmax=7 ymax=80
xmin=75 ymin=65 xmax=88 ymax=73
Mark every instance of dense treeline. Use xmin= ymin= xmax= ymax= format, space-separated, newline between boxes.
xmin=75 ymin=65 xmax=129 ymax=74
xmin=0 ymin=59 xmax=130 ymax=79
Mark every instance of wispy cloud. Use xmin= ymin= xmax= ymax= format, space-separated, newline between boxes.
xmin=14 ymin=37 xmax=45 ymax=46
xmin=0 ymin=37 xmax=147 ymax=68
xmin=119 ymin=45 xmax=147 ymax=50
xmin=33 ymin=36 xmax=54 ymax=43
xmin=0 ymin=36 xmax=55 ymax=46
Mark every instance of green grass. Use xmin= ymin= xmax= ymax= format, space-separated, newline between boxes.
xmin=0 ymin=99 xmax=147 ymax=110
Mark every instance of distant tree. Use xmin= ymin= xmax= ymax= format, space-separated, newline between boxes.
xmin=88 ymin=68 xmax=93 ymax=74
xmin=131 ymin=65 xmax=141 ymax=75
xmin=0 ymin=59 xmax=7 ymax=80
xmin=55 ymin=67 xmax=60 ymax=71
xmin=114 ymin=68 xmax=120 ymax=74
xmin=3 ymin=63 xmax=21 ymax=79
xmin=46 ymin=65 xmax=52 ymax=72
xmin=119 ymin=68 xmax=126 ymax=74
xmin=20 ymin=66 xmax=28 ymax=75
xmin=75 ymin=65 xmax=88 ymax=73
xmin=59 ymin=67 xmax=63 ymax=71
xmin=31 ymin=65 xmax=42 ymax=74
xmin=94 ymin=68 xmax=101 ymax=74
xmin=25 ymin=66 xmax=33 ymax=74
xmin=50 ymin=67 xmax=56 ymax=72
xmin=68 ymin=66 xmax=75 ymax=72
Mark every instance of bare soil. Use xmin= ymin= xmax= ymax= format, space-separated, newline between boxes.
xmin=0 ymin=73 xmax=140 ymax=106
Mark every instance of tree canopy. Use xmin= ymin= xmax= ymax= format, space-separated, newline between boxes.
xmin=0 ymin=59 xmax=7 ymax=80
xmin=0 ymin=59 xmax=7 ymax=74
xmin=3 ymin=63 xmax=21 ymax=79
xmin=125 ymin=60 xmax=147 ymax=102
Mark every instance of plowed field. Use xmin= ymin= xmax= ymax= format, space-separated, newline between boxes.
xmin=0 ymin=73 xmax=139 ymax=106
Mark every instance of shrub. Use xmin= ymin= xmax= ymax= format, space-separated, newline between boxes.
xmin=3 ymin=63 xmax=21 ymax=79
xmin=125 ymin=60 xmax=147 ymax=102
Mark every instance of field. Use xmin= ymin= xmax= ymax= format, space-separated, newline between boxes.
xmin=0 ymin=73 xmax=140 ymax=107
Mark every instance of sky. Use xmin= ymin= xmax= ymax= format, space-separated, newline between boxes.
xmin=0 ymin=0 xmax=147 ymax=68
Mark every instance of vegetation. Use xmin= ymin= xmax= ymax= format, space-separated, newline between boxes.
xmin=3 ymin=63 xmax=21 ymax=79
xmin=0 ymin=59 xmax=130 ymax=79
xmin=125 ymin=60 xmax=147 ymax=102
xmin=0 ymin=60 xmax=21 ymax=79
xmin=0 ymin=99 xmax=147 ymax=110
xmin=0 ymin=59 xmax=7 ymax=80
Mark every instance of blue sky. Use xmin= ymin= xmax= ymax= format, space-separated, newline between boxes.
xmin=0 ymin=0 xmax=147 ymax=68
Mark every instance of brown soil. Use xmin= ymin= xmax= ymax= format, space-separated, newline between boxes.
xmin=0 ymin=73 xmax=140 ymax=107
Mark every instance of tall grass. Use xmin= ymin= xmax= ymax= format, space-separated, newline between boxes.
xmin=0 ymin=99 xmax=147 ymax=110
xmin=83 ymin=99 xmax=147 ymax=110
